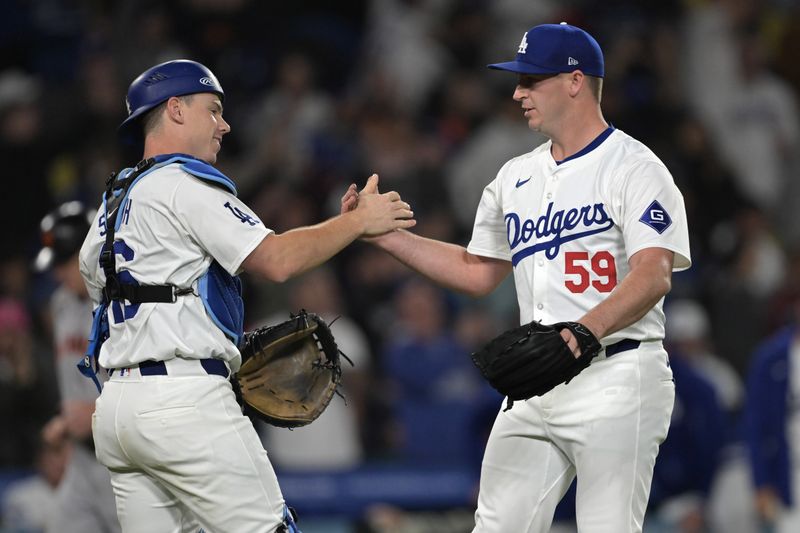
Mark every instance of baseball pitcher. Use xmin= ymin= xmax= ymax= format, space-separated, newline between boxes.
xmin=342 ymin=22 xmax=690 ymax=533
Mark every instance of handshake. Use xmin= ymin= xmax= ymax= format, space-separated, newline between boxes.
xmin=340 ymin=174 xmax=414 ymax=238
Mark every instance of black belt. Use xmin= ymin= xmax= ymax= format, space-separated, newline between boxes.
xmin=109 ymin=359 xmax=229 ymax=378
xmin=604 ymin=339 xmax=640 ymax=358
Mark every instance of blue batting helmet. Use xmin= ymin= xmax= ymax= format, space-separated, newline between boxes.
xmin=119 ymin=59 xmax=224 ymax=143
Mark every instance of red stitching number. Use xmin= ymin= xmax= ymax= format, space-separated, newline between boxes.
xmin=564 ymin=251 xmax=617 ymax=293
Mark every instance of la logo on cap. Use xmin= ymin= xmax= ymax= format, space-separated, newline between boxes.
xmin=518 ymin=33 xmax=528 ymax=54
xmin=488 ymin=22 xmax=605 ymax=78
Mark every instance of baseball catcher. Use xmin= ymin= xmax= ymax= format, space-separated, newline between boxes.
xmin=234 ymin=310 xmax=348 ymax=428
xmin=472 ymin=321 xmax=601 ymax=409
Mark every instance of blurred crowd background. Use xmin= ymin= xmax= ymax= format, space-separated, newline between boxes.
xmin=1 ymin=0 xmax=800 ymax=532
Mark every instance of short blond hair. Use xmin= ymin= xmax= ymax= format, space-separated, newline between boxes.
xmin=585 ymin=76 xmax=603 ymax=103
xmin=142 ymin=94 xmax=194 ymax=137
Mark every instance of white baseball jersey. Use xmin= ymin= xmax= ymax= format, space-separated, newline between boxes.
xmin=468 ymin=127 xmax=691 ymax=341
xmin=78 ymin=162 xmax=271 ymax=372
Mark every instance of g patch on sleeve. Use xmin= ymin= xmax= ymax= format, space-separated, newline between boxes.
xmin=639 ymin=200 xmax=672 ymax=234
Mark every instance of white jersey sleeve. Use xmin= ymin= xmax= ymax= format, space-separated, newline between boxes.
xmin=605 ymin=159 xmax=691 ymax=271
xmin=172 ymin=176 xmax=268 ymax=276
xmin=467 ymin=160 xmax=514 ymax=262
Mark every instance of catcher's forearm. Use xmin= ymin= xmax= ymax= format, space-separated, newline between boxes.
xmin=370 ymin=230 xmax=511 ymax=296
xmin=243 ymin=213 xmax=365 ymax=282
xmin=578 ymin=248 xmax=673 ymax=339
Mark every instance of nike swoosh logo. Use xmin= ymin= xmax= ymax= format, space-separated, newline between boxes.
xmin=516 ymin=177 xmax=531 ymax=188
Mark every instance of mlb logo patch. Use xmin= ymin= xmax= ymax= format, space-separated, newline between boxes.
xmin=639 ymin=200 xmax=672 ymax=234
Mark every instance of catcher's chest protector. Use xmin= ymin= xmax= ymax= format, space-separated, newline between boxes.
xmin=80 ymin=155 xmax=245 ymax=390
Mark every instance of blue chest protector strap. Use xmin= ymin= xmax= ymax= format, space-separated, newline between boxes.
xmin=99 ymin=158 xmax=177 ymax=304
xmin=79 ymin=154 xmax=245 ymax=392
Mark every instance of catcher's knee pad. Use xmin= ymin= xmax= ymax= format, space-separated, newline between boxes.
xmin=276 ymin=505 xmax=300 ymax=533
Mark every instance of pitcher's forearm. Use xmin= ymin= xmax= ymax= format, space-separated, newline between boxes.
xmin=579 ymin=248 xmax=673 ymax=339
xmin=372 ymin=230 xmax=511 ymax=296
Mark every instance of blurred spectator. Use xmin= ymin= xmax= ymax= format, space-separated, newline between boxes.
xmin=352 ymin=104 xmax=447 ymax=212
xmin=380 ymin=279 xmax=497 ymax=466
xmin=238 ymin=51 xmax=335 ymax=190
xmin=452 ymin=304 xmax=504 ymax=355
xmin=1 ymin=416 xmax=70 ymax=533
xmin=445 ymin=96 xmax=545 ymax=231
xmin=598 ymin=17 xmax=682 ymax=144
xmin=0 ymin=298 xmax=58 ymax=468
xmin=63 ymin=50 xmax=127 ymax=203
xmin=647 ymin=352 xmax=726 ymax=533
xmin=112 ymin=3 xmax=187 ymax=84
xmin=485 ymin=0 xmax=559 ymax=64
xmin=732 ymin=28 xmax=800 ymax=234
xmin=666 ymin=113 xmax=749 ymax=268
xmin=0 ymin=69 xmax=54 ymax=259
xmin=665 ymin=298 xmax=759 ymax=533
xmin=743 ymin=294 xmax=800 ymax=533
xmin=0 ymin=257 xmax=31 ymax=302
xmin=359 ymin=0 xmax=451 ymax=114
xmin=424 ymin=68 xmax=493 ymax=157
xmin=685 ymin=0 xmax=800 ymax=219
xmin=256 ymin=266 xmax=371 ymax=471
xmin=33 ymin=202 xmax=120 ymax=533
xmin=665 ymin=299 xmax=743 ymax=415
xmin=766 ymin=249 xmax=800 ymax=334
xmin=707 ymin=206 xmax=786 ymax=378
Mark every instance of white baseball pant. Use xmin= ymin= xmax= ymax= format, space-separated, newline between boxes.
xmin=473 ymin=342 xmax=675 ymax=533
xmin=92 ymin=359 xmax=287 ymax=533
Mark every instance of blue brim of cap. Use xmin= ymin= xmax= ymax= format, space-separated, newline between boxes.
xmin=487 ymin=60 xmax=558 ymax=75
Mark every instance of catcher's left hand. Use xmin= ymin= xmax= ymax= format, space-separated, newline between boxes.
xmin=233 ymin=310 xmax=348 ymax=428
xmin=471 ymin=321 xmax=601 ymax=410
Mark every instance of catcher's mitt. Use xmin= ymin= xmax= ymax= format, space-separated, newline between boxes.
xmin=471 ymin=321 xmax=600 ymax=410
xmin=234 ymin=310 xmax=348 ymax=428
